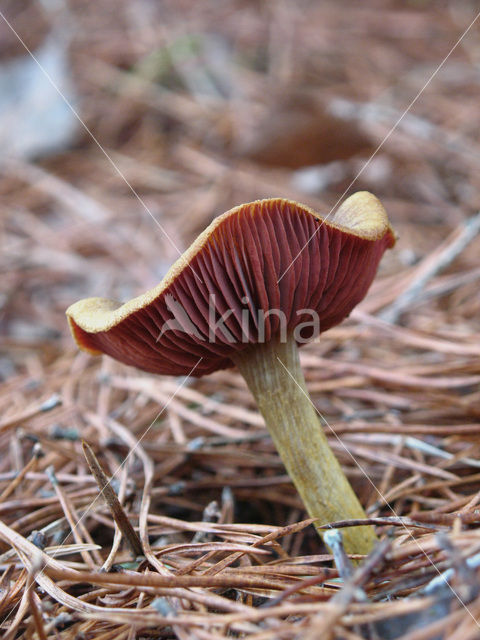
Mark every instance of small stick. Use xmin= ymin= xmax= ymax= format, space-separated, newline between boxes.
xmin=304 ymin=535 xmax=392 ymax=640
xmin=260 ymin=571 xmax=335 ymax=607
xmin=324 ymin=529 xmax=354 ymax=580
xmin=332 ymin=534 xmax=392 ymax=605
xmin=319 ymin=517 xmax=439 ymax=531
xmin=82 ymin=440 xmax=143 ymax=558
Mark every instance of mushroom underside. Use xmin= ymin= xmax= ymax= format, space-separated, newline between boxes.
xmin=68 ymin=198 xmax=394 ymax=376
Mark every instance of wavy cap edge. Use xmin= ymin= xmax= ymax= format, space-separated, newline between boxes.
xmin=66 ymin=193 xmax=395 ymax=342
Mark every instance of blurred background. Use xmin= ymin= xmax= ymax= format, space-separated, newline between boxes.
xmin=2 ymin=0 xmax=480 ymax=375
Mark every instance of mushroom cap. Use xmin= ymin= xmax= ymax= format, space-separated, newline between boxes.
xmin=67 ymin=193 xmax=395 ymax=377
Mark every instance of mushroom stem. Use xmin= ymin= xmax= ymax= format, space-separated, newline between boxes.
xmin=232 ymin=335 xmax=376 ymax=556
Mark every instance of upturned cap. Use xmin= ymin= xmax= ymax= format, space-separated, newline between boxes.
xmin=67 ymin=193 xmax=395 ymax=376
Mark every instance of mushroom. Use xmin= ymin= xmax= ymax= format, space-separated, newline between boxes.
xmin=67 ymin=193 xmax=395 ymax=555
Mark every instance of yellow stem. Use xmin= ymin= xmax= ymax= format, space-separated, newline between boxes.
xmin=233 ymin=336 xmax=376 ymax=556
